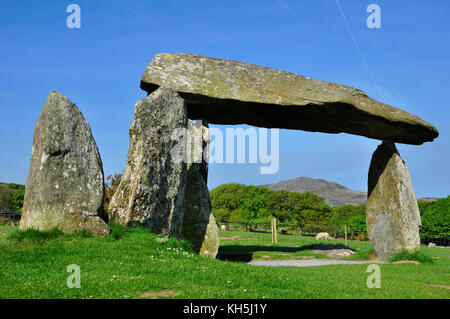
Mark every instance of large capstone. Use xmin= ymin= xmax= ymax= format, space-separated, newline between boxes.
xmin=108 ymin=87 xmax=187 ymax=238
xmin=182 ymin=120 xmax=219 ymax=258
xmin=366 ymin=140 xmax=421 ymax=261
xmin=20 ymin=91 xmax=109 ymax=236
xmin=141 ymin=53 xmax=438 ymax=145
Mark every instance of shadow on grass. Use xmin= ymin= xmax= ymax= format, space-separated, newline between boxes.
xmin=217 ymin=243 xmax=355 ymax=262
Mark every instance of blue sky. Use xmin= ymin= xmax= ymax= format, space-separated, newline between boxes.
xmin=0 ymin=0 xmax=449 ymax=197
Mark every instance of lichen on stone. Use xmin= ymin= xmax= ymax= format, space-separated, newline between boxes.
xmin=141 ymin=53 xmax=438 ymax=145
xmin=366 ymin=140 xmax=421 ymax=261
xmin=20 ymin=91 xmax=109 ymax=236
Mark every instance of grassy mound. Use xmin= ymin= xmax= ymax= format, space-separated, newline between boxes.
xmin=389 ymin=249 xmax=434 ymax=264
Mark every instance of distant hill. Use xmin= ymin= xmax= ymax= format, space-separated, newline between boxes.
xmin=264 ymin=177 xmax=439 ymax=206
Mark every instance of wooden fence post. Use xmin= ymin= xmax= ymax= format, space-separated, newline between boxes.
xmin=274 ymin=219 xmax=277 ymax=244
xmin=271 ymin=218 xmax=278 ymax=244
xmin=271 ymin=219 xmax=274 ymax=243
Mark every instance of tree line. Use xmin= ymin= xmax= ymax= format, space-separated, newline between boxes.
xmin=210 ymin=183 xmax=449 ymax=241
xmin=210 ymin=183 xmax=346 ymax=231
xmin=4 ymin=176 xmax=448 ymax=242
xmin=0 ymin=183 xmax=25 ymax=213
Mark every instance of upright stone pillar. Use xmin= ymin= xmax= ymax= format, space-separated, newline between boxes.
xmin=108 ymin=87 xmax=187 ymax=238
xmin=366 ymin=140 xmax=421 ymax=261
xmin=182 ymin=120 xmax=219 ymax=258
xmin=20 ymin=91 xmax=109 ymax=236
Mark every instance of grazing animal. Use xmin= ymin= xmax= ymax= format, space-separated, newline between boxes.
xmin=220 ymin=225 xmax=227 ymax=232
xmin=315 ymin=232 xmax=330 ymax=241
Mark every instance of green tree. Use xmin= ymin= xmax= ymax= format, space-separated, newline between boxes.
xmin=240 ymin=185 xmax=272 ymax=230
xmin=213 ymin=208 xmax=231 ymax=224
xmin=348 ymin=215 xmax=367 ymax=234
xmin=420 ymin=196 xmax=450 ymax=239
xmin=210 ymin=183 xmax=332 ymax=231
xmin=210 ymin=183 xmax=248 ymax=228
xmin=210 ymin=183 xmax=247 ymax=213
xmin=104 ymin=174 xmax=122 ymax=212
xmin=12 ymin=186 xmax=25 ymax=213
xmin=0 ymin=186 xmax=13 ymax=210
xmin=286 ymin=192 xmax=332 ymax=227
xmin=266 ymin=190 xmax=291 ymax=222
xmin=329 ymin=204 xmax=366 ymax=226
xmin=417 ymin=200 xmax=434 ymax=216
xmin=229 ymin=208 xmax=245 ymax=224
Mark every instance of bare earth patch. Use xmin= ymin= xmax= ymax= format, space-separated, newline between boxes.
xmin=392 ymin=260 xmax=421 ymax=265
xmin=139 ymin=289 xmax=180 ymax=299
xmin=311 ymin=244 xmax=355 ymax=258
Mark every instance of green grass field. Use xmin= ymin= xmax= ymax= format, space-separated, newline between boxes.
xmin=0 ymin=224 xmax=449 ymax=299
xmin=218 ymin=227 xmax=376 ymax=261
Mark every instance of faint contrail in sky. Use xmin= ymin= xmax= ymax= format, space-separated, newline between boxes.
xmin=335 ymin=0 xmax=387 ymax=103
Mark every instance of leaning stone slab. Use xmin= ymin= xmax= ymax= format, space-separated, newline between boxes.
xmin=182 ymin=120 xmax=219 ymax=258
xmin=366 ymin=140 xmax=421 ymax=261
xmin=108 ymin=87 xmax=187 ymax=238
xmin=141 ymin=53 xmax=438 ymax=145
xmin=20 ymin=91 xmax=109 ymax=236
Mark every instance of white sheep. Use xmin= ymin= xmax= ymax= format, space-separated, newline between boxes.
xmin=220 ymin=225 xmax=227 ymax=232
xmin=315 ymin=232 xmax=330 ymax=241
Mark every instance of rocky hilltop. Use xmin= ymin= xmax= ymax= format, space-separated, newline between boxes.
xmin=265 ymin=177 xmax=438 ymax=206
xmin=265 ymin=177 xmax=366 ymax=206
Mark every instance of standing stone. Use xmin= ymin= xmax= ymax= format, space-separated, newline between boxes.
xmin=20 ymin=91 xmax=109 ymax=236
xmin=108 ymin=87 xmax=187 ymax=238
xmin=366 ymin=140 xmax=421 ymax=261
xmin=182 ymin=120 xmax=219 ymax=258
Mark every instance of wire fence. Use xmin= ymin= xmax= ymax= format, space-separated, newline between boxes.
xmin=420 ymin=235 xmax=450 ymax=247
xmin=220 ymin=221 xmax=368 ymax=241
xmin=220 ymin=221 xmax=449 ymax=246
xmin=0 ymin=210 xmax=21 ymax=226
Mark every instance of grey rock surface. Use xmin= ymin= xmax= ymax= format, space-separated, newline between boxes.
xmin=182 ymin=120 xmax=219 ymax=258
xmin=311 ymin=248 xmax=355 ymax=258
xmin=108 ymin=87 xmax=187 ymax=238
xmin=20 ymin=91 xmax=109 ymax=236
xmin=366 ymin=140 xmax=421 ymax=261
xmin=141 ymin=53 xmax=438 ymax=145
